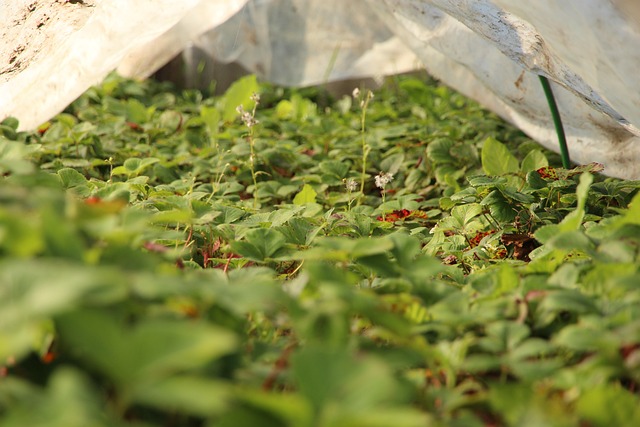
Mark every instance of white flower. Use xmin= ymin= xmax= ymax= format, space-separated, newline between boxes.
xmin=344 ymin=178 xmax=358 ymax=192
xmin=374 ymin=171 xmax=394 ymax=189
xmin=352 ymin=87 xmax=361 ymax=99
xmin=236 ymin=104 xmax=259 ymax=128
xmin=359 ymin=90 xmax=374 ymax=108
xmin=250 ymin=92 xmax=261 ymax=104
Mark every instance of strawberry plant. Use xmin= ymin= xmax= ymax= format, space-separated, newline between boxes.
xmin=1 ymin=72 xmax=640 ymax=426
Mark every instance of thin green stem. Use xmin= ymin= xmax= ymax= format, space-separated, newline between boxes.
xmin=249 ymin=128 xmax=258 ymax=209
xmin=358 ymin=91 xmax=373 ymax=204
xmin=360 ymin=109 xmax=368 ymax=196
xmin=208 ymin=162 xmax=230 ymax=203
xmin=539 ymin=75 xmax=570 ymax=169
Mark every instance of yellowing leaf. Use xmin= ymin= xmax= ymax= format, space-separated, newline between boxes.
xmin=293 ymin=184 xmax=317 ymax=205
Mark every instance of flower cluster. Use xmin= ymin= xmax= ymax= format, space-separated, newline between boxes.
xmin=352 ymin=87 xmax=374 ymax=108
xmin=236 ymin=105 xmax=259 ymax=128
xmin=374 ymin=171 xmax=394 ymax=190
xmin=344 ymin=178 xmax=358 ymax=192
xmin=236 ymin=92 xmax=261 ymax=128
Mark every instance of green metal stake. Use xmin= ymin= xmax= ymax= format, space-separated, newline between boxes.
xmin=539 ymin=75 xmax=571 ymax=169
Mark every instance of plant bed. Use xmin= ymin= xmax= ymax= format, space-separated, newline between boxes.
xmin=1 ymin=73 xmax=640 ymax=426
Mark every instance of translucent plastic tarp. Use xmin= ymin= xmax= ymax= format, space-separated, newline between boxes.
xmin=0 ymin=0 xmax=247 ymax=130
xmin=370 ymin=1 xmax=640 ymax=179
xmin=2 ymin=0 xmax=640 ymax=178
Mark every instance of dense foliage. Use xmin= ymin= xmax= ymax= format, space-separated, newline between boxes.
xmin=2 ymin=73 xmax=640 ymax=426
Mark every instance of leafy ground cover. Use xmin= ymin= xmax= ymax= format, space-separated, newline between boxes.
xmin=2 ymin=73 xmax=640 ymax=426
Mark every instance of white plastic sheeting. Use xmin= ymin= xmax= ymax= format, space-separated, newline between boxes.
xmin=2 ymin=0 xmax=640 ymax=178
xmin=0 ymin=0 xmax=247 ymax=130
xmin=371 ymin=1 xmax=640 ymax=179
xmin=176 ymin=0 xmax=420 ymax=87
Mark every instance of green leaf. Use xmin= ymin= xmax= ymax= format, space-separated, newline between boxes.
xmin=275 ymin=99 xmax=294 ymax=119
xmin=292 ymin=347 xmax=353 ymax=411
xmin=268 ymin=207 xmax=303 ymax=227
xmin=496 ymin=263 xmax=519 ymax=294
xmin=125 ymin=98 xmax=152 ymax=123
xmin=357 ymin=253 xmax=398 ymax=278
xmin=151 ymin=209 xmax=193 ymax=224
xmin=387 ymin=233 xmax=421 ymax=269
xmin=380 ymin=153 xmax=405 ymax=175
xmin=443 ymin=203 xmax=485 ymax=232
xmin=0 ymin=210 xmax=44 ymax=257
xmin=533 ymin=223 xmax=559 ymax=244
xmin=0 ymin=139 xmax=36 ymax=175
xmin=57 ymin=168 xmax=88 ymax=189
xmin=213 ymin=267 xmax=282 ymax=314
xmin=539 ymin=290 xmax=600 ymax=315
xmin=481 ymin=190 xmax=517 ymax=222
xmin=0 ymin=368 xmax=115 ymax=427
xmin=558 ymin=172 xmax=592 ymax=231
xmin=577 ymin=385 xmax=640 ymax=426
xmin=293 ymin=184 xmax=317 ymax=205
xmin=41 ymin=207 xmax=85 ymax=260
xmin=482 ymin=137 xmax=519 ymax=175
xmin=132 ymin=376 xmax=230 ymax=416
xmin=500 ymin=186 xmax=534 ymax=204
xmin=351 ymin=236 xmax=395 ymax=258
xmin=201 ymin=105 xmax=220 ymax=138
xmin=488 ymin=384 xmax=567 ymax=427
xmin=1 ymin=117 xmax=20 ymax=131
xmin=157 ymin=110 xmax=181 ymax=132
xmin=427 ymin=139 xmax=455 ymax=164
xmin=526 ymin=169 xmax=548 ymax=189
xmin=546 ymin=230 xmax=595 ymax=254
xmin=212 ymin=204 xmax=246 ymax=224
xmin=520 ymin=149 xmax=548 ymax=173
xmin=605 ymin=191 xmax=640 ymax=229
xmin=56 ymin=309 xmax=237 ymax=388
xmin=480 ymin=321 xmax=530 ymax=353
xmin=553 ymin=325 xmax=618 ymax=353
xmin=297 ymin=236 xmax=394 ymax=262
xmin=291 ymin=346 xmax=425 ymax=425
xmin=112 ymin=157 xmax=159 ymax=177
xmin=468 ymin=175 xmax=507 ymax=187
xmin=274 ymin=94 xmax=317 ymax=121
xmin=319 ymin=160 xmax=350 ymax=184
xmin=231 ymin=228 xmax=288 ymax=262
xmin=0 ymin=260 xmax=124 ymax=361
xmin=220 ymin=74 xmax=259 ymax=122
xmin=278 ymin=217 xmax=319 ymax=246
xmin=217 ymin=390 xmax=313 ymax=427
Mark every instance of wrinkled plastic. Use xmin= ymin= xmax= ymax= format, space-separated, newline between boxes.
xmin=2 ymin=0 xmax=640 ymax=178
xmin=182 ymin=0 xmax=419 ymax=87
xmin=0 ymin=0 xmax=246 ymax=130
xmin=369 ymin=1 xmax=640 ymax=179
